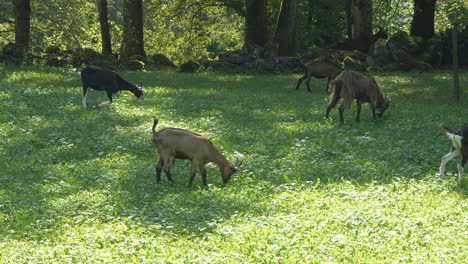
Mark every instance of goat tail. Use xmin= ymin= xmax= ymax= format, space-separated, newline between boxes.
xmin=440 ymin=124 xmax=455 ymax=135
xmin=440 ymin=124 xmax=463 ymax=149
xmin=152 ymin=118 xmax=159 ymax=134
xmin=328 ymin=80 xmax=343 ymax=109
xmin=338 ymin=71 xmax=354 ymax=109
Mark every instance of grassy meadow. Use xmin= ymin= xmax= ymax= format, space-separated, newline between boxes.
xmin=0 ymin=64 xmax=467 ymax=263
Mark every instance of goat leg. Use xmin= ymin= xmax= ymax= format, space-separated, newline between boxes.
xmin=356 ymin=102 xmax=362 ymax=122
xmin=164 ymin=167 xmax=174 ymax=184
xmin=98 ymin=90 xmax=113 ymax=107
xmin=200 ymin=166 xmax=207 ymax=186
xmin=338 ymin=105 xmax=345 ymax=123
xmin=458 ymin=158 xmax=466 ymax=180
xmin=82 ymin=87 xmax=89 ymax=109
xmin=440 ymin=151 xmax=457 ymax=177
xmin=155 ymin=159 xmax=163 ymax=183
xmin=326 ymin=78 xmax=331 ymax=93
xmin=305 ymin=78 xmax=312 ymax=92
xmin=370 ymin=102 xmax=377 ymax=120
xmin=295 ymin=75 xmax=306 ymax=90
xmin=188 ymin=162 xmax=198 ymax=187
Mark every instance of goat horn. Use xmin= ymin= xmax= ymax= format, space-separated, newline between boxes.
xmin=235 ymin=159 xmax=243 ymax=168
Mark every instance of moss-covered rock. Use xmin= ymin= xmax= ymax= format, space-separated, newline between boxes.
xmin=126 ymin=60 xmax=145 ymax=71
xmin=390 ymin=49 xmax=432 ymax=71
xmin=386 ymin=30 xmax=420 ymax=55
xmin=46 ymin=56 xmax=69 ymax=67
xmin=255 ymin=58 xmax=275 ymax=73
xmin=180 ymin=60 xmax=201 ymax=73
xmin=129 ymin=55 xmax=147 ymax=64
xmin=218 ymin=50 xmax=250 ymax=65
xmin=202 ymin=60 xmax=245 ymax=73
xmin=1 ymin=43 xmax=27 ymax=62
xmin=421 ymin=36 xmax=443 ymax=67
xmin=342 ymin=56 xmax=366 ymax=72
xmin=148 ymin=53 xmax=175 ymax=67
xmin=342 ymin=50 xmax=366 ymax=61
xmin=302 ymin=46 xmax=329 ymax=62
xmin=71 ymin=48 xmax=103 ymax=67
xmin=90 ymin=56 xmax=119 ymax=70
xmin=45 ymin=45 xmax=61 ymax=55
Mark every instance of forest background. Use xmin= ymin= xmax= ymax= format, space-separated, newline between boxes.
xmin=1 ymin=0 xmax=467 ymax=67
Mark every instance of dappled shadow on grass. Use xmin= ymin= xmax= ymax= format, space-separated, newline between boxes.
xmin=1 ymin=66 xmax=468 ymax=242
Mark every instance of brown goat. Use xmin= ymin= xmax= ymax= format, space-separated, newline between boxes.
xmin=325 ymin=70 xmax=391 ymax=122
xmin=295 ymin=62 xmax=342 ymax=93
xmin=152 ymin=118 xmax=242 ymax=186
xmin=331 ymin=26 xmax=387 ymax=53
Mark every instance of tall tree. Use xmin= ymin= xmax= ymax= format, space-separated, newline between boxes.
xmin=452 ymin=22 xmax=460 ymax=101
xmin=120 ymin=0 xmax=145 ymax=58
xmin=350 ymin=0 xmax=372 ymax=40
xmin=345 ymin=0 xmax=352 ymax=39
xmin=98 ymin=0 xmax=112 ymax=56
xmin=273 ymin=0 xmax=298 ymax=56
xmin=13 ymin=0 xmax=30 ymax=48
xmin=410 ymin=0 xmax=437 ymax=40
xmin=244 ymin=0 xmax=266 ymax=48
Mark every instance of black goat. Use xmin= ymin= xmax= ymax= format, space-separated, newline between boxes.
xmin=78 ymin=66 xmax=144 ymax=109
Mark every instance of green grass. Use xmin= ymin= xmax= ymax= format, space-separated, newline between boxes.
xmin=0 ymin=64 xmax=467 ymax=263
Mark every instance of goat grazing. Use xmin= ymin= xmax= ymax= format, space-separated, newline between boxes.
xmin=325 ymin=70 xmax=391 ymax=122
xmin=295 ymin=62 xmax=342 ymax=93
xmin=78 ymin=66 xmax=144 ymax=109
xmin=152 ymin=118 xmax=242 ymax=186
xmin=331 ymin=26 xmax=387 ymax=53
xmin=439 ymin=124 xmax=468 ymax=180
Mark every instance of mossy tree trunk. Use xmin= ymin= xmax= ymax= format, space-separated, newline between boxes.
xmin=452 ymin=23 xmax=460 ymax=101
xmin=13 ymin=0 xmax=30 ymax=49
xmin=244 ymin=0 xmax=267 ymax=48
xmin=120 ymin=0 xmax=145 ymax=58
xmin=273 ymin=0 xmax=298 ymax=56
xmin=98 ymin=0 xmax=112 ymax=56
xmin=351 ymin=0 xmax=372 ymax=40
xmin=345 ymin=0 xmax=352 ymax=39
xmin=410 ymin=0 xmax=436 ymax=40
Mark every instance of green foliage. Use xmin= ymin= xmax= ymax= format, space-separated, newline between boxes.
xmin=0 ymin=64 xmax=467 ymax=262
xmin=296 ymin=0 xmax=347 ymax=50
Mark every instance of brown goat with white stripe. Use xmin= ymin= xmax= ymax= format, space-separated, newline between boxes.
xmin=152 ymin=118 xmax=242 ymax=186
xmin=325 ymin=70 xmax=391 ymax=122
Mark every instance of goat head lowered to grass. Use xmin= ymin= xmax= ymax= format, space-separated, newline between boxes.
xmin=325 ymin=70 xmax=391 ymax=122
xmin=77 ymin=65 xmax=145 ymax=109
xmin=152 ymin=118 xmax=243 ymax=186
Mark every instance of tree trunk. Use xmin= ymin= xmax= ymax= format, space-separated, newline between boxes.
xmin=98 ymin=0 xmax=112 ymax=56
xmin=120 ymin=0 xmax=145 ymax=58
xmin=244 ymin=0 xmax=267 ymax=48
xmin=410 ymin=0 xmax=436 ymax=40
xmin=13 ymin=0 xmax=31 ymax=48
xmin=345 ymin=0 xmax=352 ymax=39
xmin=273 ymin=0 xmax=298 ymax=56
xmin=452 ymin=23 xmax=460 ymax=101
xmin=351 ymin=0 xmax=372 ymax=40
